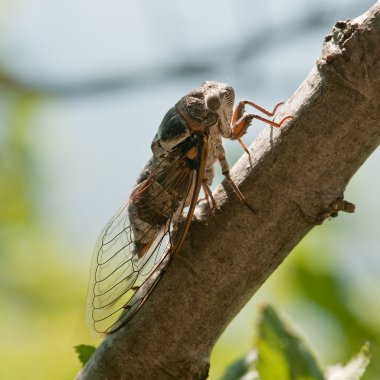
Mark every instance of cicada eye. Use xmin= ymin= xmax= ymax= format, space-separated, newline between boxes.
xmin=224 ymin=86 xmax=235 ymax=108
xmin=206 ymin=94 xmax=221 ymax=112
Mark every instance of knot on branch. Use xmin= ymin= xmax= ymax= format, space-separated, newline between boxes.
xmin=320 ymin=18 xmax=358 ymax=65
xmin=316 ymin=197 xmax=355 ymax=224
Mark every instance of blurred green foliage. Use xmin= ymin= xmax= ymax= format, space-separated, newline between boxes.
xmin=290 ymin=251 xmax=380 ymax=377
xmin=0 ymin=92 xmax=37 ymax=225
xmin=256 ymin=305 xmax=324 ymax=380
xmin=75 ymin=344 xmax=96 ymax=366
xmin=220 ymin=305 xmax=370 ymax=380
xmin=220 ymin=350 xmax=257 ymax=380
xmin=0 ymin=90 xmax=95 ymax=379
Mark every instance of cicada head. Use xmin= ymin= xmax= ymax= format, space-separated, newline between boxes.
xmin=203 ymin=81 xmax=235 ymax=137
xmin=176 ymin=81 xmax=235 ymax=133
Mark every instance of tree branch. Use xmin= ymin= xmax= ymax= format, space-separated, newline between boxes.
xmin=77 ymin=3 xmax=380 ymax=380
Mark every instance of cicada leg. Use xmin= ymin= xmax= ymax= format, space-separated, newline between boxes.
xmin=230 ymin=100 xmax=292 ymax=154
xmin=242 ymin=100 xmax=285 ymax=117
xmin=223 ymin=171 xmax=255 ymax=213
xmin=218 ymin=152 xmax=255 ymax=213
xmin=203 ymin=183 xmax=217 ymax=210
xmin=197 ymin=183 xmax=217 ymax=211
xmin=238 ymin=138 xmax=250 ymax=155
xmin=249 ymin=114 xmax=293 ymax=128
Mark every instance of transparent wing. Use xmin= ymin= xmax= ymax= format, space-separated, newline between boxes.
xmin=86 ymin=135 xmax=207 ymax=336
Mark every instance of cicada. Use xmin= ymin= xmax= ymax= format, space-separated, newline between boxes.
xmin=86 ymin=81 xmax=291 ymax=335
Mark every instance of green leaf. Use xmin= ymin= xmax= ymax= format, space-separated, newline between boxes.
xmin=325 ymin=342 xmax=371 ymax=380
xmin=257 ymin=304 xmax=324 ymax=380
xmin=220 ymin=350 xmax=259 ymax=380
xmin=74 ymin=344 xmax=96 ymax=366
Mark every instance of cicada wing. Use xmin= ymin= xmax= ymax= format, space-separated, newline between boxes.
xmin=86 ymin=134 xmax=208 ymax=336
xmin=85 ymin=199 xmax=169 ymax=336
xmin=105 ymin=240 xmax=173 ymax=334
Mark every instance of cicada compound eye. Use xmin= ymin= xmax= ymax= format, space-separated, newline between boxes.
xmin=224 ymin=85 xmax=235 ymax=109
xmin=206 ymin=93 xmax=221 ymax=112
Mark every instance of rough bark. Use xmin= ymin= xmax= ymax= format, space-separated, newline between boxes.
xmin=77 ymin=4 xmax=380 ymax=380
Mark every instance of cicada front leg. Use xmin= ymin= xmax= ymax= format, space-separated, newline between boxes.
xmin=231 ymin=100 xmax=293 ymax=154
xmin=217 ymin=150 xmax=255 ymax=213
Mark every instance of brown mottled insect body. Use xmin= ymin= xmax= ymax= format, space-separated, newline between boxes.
xmin=128 ymin=83 xmax=235 ymax=260
xmin=128 ymin=135 xmax=201 ymax=258
xmin=86 ymin=81 xmax=291 ymax=335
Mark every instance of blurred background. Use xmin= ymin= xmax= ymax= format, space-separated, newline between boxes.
xmin=0 ymin=0 xmax=379 ymax=379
